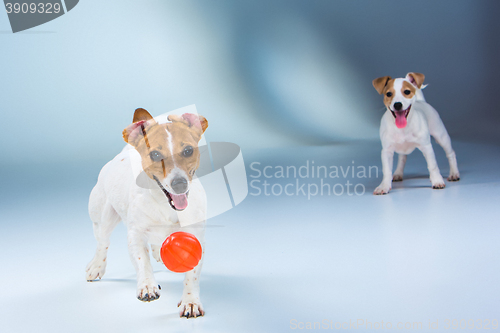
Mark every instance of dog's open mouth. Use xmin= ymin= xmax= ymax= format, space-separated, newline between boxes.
xmin=391 ymin=105 xmax=411 ymax=129
xmin=153 ymin=176 xmax=189 ymax=211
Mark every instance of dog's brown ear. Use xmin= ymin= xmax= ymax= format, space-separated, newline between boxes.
xmin=372 ymin=76 xmax=391 ymax=94
xmin=124 ymin=119 xmax=158 ymax=146
xmin=168 ymin=113 xmax=208 ymax=136
xmin=406 ymin=72 xmax=425 ymax=88
xmin=133 ymin=108 xmax=153 ymax=123
xmin=123 ymin=108 xmax=157 ymax=146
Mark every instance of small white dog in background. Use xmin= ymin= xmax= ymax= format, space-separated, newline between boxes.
xmin=86 ymin=108 xmax=208 ymax=318
xmin=372 ymin=72 xmax=460 ymax=195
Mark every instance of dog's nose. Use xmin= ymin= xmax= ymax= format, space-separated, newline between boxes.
xmin=171 ymin=177 xmax=188 ymax=194
xmin=393 ymin=102 xmax=403 ymax=111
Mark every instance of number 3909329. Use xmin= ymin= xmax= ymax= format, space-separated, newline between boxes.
xmin=5 ymin=3 xmax=62 ymax=14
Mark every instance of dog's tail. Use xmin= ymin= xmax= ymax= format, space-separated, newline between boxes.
xmin=415 ymin=84 xmax=428 ymax=102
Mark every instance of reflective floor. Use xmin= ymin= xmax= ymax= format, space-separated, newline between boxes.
xmin=1 ymin=140 xmax=499 ymax=332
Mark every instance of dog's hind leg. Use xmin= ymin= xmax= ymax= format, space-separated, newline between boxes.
xmin=393 ymin=154 xmax=407 ymax=182
xmin=431 ymin=130 xmax=460 ymax=182
xmin=424 ymin=106 xmax=460 ymax=181
xmin=86 ymin=193 xmax=121 ymax=281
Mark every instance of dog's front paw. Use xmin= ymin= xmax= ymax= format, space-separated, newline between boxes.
xmin=392 ymin=174 xmax=403 ymax=182
xmin=447 ymin=173 xmax=460 ymax=182
xmin=178 ymin=295 xmax=205 ymax=318
xmin=137 ymin=282 xmax=161 ymax=302
xmin=432 ymin=182 xmax=446 ymax=189
xmin=86 ymin=257 xmax=106 ymax=281
xmin=431 ymin=174 xmax=446 ymax=189
xmin=373 ymin=184 xmax=391 ymax=195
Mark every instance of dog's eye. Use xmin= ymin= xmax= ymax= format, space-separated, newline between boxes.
xmin=404 ymin=89 xmax=411 ymax=95
xmin=386 ymin=92 xmax=393 ymax=97
xmin=183 ymin=146 xmax=194 ymax=157
xmin=149 ymin=150 xmax=164 ymax=162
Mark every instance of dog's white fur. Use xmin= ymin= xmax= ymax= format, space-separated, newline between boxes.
xmin=374 ymin=73 xmax=460 ymax=195
xmin=86 ymin=141 xmax=207 ymax=317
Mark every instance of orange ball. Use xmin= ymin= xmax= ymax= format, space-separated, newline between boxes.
xmin=160 ymin=232 xmax=202 ymax=273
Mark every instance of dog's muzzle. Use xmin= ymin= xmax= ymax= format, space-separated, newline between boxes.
xmin=171 ymin=177 xmax=188 ymax=194
xmin=153 ymin=176 xmax=189 ymax=211
xmin=391 ymin=104 xmax=411 ymax=129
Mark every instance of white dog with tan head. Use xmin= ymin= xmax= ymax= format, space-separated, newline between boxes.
xmin=372 ymin=72 xmax=460 ymax=195
xmin=86 ymin=108 xmax=208 ymax=318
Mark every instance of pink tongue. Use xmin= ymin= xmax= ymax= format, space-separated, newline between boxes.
xmin=170 ymin=193 xmax=188 ymax=210
xmin=395 ymin=111 xmax=407 ymax=129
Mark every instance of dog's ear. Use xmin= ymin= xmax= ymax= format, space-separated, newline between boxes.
xmin=133 ymin=108 xmax=154 ymax=123
xmin=372 ymin=76 xmax=391 ymax=94
xmin=406 ymin=72 xmax=425 ymax=88
xmin=168 ymin=113 xmax=208 ymax=136
xmin=123 ymin=108 xmax=157 ymax=146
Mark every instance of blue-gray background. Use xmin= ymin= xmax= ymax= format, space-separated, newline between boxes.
xmin=1 ymin=1 xmax=499 ymax=332
xmin=1 ymin=0 xmax=500 ymax=165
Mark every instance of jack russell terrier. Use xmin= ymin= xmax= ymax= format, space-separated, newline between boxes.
xmin=86 ymin=108 xmax=208 ymax=318
xmin=372 ymin=72 xmax=460 ymax=195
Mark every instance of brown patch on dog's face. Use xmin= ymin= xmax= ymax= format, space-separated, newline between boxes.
xmin=165 ymin=120 xmax=205 ymax=181
xmin=401 ymin=81 xmax=416 ymax=99
xmin=373 ymin=76 xmax=399 ymax=109
xmin=381 ymin=79 xmax=396 ymax=109
xmin=134 ymin=123 xmax=173 ymax=182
